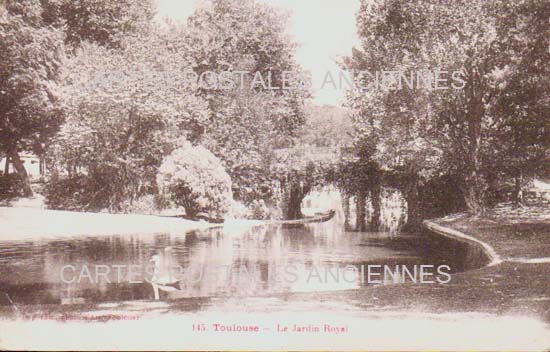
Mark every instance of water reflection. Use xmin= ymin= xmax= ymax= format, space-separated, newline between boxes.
xmin=0 ymin=219 xmax=483 ymax=306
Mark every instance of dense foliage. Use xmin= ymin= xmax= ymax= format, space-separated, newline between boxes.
xmin=0 ymin=173 xmax=27 ymax=201
xmin=47 ymin=29 xmax=208 ymax=210
xmin=0 ymin=1 xmax=65 ymax=196
xmin=40 ymin=0 xmax=309 ymax=216
xmin=186 ymin=0 xmax=310 ymax=204
xmin=344 ymin=0 xmax=550 ymax=216
xmin=157 ymin=143 xmax=233 ymax=220
xmin=3 ymin=0 xmax=547 ymax=225
xmin=1 ymin=0 xmax=156 ymax=197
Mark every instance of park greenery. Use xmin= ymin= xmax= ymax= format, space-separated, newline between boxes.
xmin=343 ymin=0 xmax=549 ymax=226
xmin=1 ymin=0 xmax=548 ymax=227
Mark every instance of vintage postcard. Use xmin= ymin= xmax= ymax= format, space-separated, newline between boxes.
xmin=0 ymin=0 xmax=549 ymax=350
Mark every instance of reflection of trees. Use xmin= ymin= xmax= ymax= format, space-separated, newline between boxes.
xmin=173 ymin=225 xmax=279 ymax=297
xmin=1 ymin=214 xmax=458 ymax=305
xmin=339 ymin=186 xmax=407 ymax=233
xmin=282 ymin=224 xmax=316 ymax=249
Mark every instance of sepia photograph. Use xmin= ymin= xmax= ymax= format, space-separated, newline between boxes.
xmin=0 ymin=0 xmax=549 ymax=350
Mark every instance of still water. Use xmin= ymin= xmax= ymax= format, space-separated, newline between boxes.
xmin=0 ymin=219 xmax=484 ymax=306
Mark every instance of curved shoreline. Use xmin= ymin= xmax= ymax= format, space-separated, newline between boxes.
xmin=423 ymin=220 xmax=503 ymax=267
xmin=424 ymin=216 xmax=550 ymax=266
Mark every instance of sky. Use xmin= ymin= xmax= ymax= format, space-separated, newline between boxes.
xmin=155 ymin=0 xmax=361 ymax=106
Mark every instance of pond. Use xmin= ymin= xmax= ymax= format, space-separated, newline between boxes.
xmin=0 ymin=218 xmax=486 ymax=307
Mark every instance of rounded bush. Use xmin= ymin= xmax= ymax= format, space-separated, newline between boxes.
xmin=157 ymin=142 xmax=233 ymax=220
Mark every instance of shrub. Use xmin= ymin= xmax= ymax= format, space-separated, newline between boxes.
xmin=44 ymin=168 xmax=160 ymax=212
xmin=43 ymin=175 xmax=94 ymax=211
xmin=0 ymin=173 xmax=26 ymax=201
xmin=156 ymin=142 xmax=233 ymax=220
xmin=44 ymin=173 xmax=126 ymax=212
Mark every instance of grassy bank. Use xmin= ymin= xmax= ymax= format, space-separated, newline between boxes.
xmin=432 ymin=204 xmax=550 ymax=260
xmin=295 ymin=204 xmax=550 ymax=325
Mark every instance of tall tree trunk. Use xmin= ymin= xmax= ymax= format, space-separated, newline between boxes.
xmin=462 ymin=150 xmax=486 ymax=215
xmin=342 ymin=191 xmax=351 ymax=231
xmin=403 ymin=177 xmax=422 ymax=231
xmin=3 ymin=155 xmax=9 ymax=174
xmin=462 ymin=130 xmax=486 ymax=215
xmin=463 ymin=123 xmax=486 ymax=215
xmin=462 ymin=69 xmax=486 ymax=216
xmin=39 ymin=156 xmax=45 ymax=176
xmin=281 ymin=179 xmax=305 ymax=220
xmin=462 ymin=182 xmax=485 ymax=216
xmin=370 ymin=180 xmax=381 ymax=231
xmin=355 ymin=190 xmax=367 ymax=232
xmin=8 ymin=149 xmax=33 ymax=197
xmin=514 ymin=169 xmax=524 ymax=206
xmin=485 ymin=169 xmax=499 ymax=207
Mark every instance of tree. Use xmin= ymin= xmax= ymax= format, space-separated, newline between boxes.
xmin=299 ymin=104 xmax=353 ymax=148
xmin=48 ymin=29 xmax=209 ymax=210
xmin=38 ymin=0 xmax=155 ymax=47
xmin=185 ymin=0 xmax=310 ymax=206
xmin=345 ymin=0 xmax=549 ymax=216
xmin=487 ymin=0 xmax=550 ymax=205
xmin=157 ymin=142 xmax=233 ymax=220
xmin=0 ymin=2 xmax=65 ymax=195
xmin=343 ymin=0 xmax=445 ymax=226
xmin=1 ymin=0 xmax=156 ymax=197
